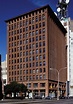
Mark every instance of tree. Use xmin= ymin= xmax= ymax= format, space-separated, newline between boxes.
xmin=4 ymin=81 xmax=27 ymax=98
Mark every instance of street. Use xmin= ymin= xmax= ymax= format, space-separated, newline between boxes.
xmin=0 ymin=98 xmax=73 ymax=104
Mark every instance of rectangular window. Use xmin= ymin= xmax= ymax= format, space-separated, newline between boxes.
xmin=40 ymin=83 xmax=45 ymax=87
xmin=33 ymin=83 xmax=38 ymax=88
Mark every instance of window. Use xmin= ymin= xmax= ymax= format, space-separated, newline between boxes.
xmin=36 ymin=49 xmax=38 ymax=54
xmin=23 ymin=64 xmax=25 ymax=68
xmin=23 ymin=58 xmax=25 ymax=62
xmin=39 ymin=29 xmax=41 ymax=34
xmin=33 ymin=75 xmax=35 ymax=80
xmin=32 ymin=44 xmax=35 ymax=48
xmin=29 ymin=50 xmax=32 ymax=55
xmin=36 ymin=43 xmax=38 ymax=48
xmin=39 ymin=15 xmax=41 ymax=21
xmin=26 ymin=63 xmax=28 ymax=68
xmin=39 ymin=75 xmax=42 ymax=79
xmin=20 ymin=41 xmax=22 ymax=45
xmin=26 ymin=76 xmax=28 ymax=80
xmin=39 ymin=48 xmax=42 ymax=53
xmin=33 ymin=69 xmax=35 ymax=73
xmin=20 ymin=46 xmax=22 ymax=51
xmin=39 ymin=42 xmax=42 ymax=47
xmin=20 ymin=52 xmax=22 ymax=57
xmin=42 ymin=22 xmax=45 ymax=27
xmin=32 ymin=56 xmax=35 ymax=61
xmin=26 ymin=33 xmax=28 ymax=38
xmin=26 ymin=27 xmax=28 ymax=31
xmin=32 ymin=31 xmax=34 ymax=36
xmin=23 ymin=28 xmax=25 ymax=32
xmin=26 ymin=39 xmax=28 ymax=44
xmin=32 ymin=25 xmax=34 ymax=29
xmin=27 ymin=83 xmax=31 ymax=88
xmin=36 ymin=75 xmax=38 ymax=79
xmin=39 ymin=62 xmax=42 ymax=66
xmin=26 ymin=57 xmax=28 ymax=62
xmin=29 ymin=32 xmax=32 ymax=36
xmin=32 ymin=37 xmax=34 ymax=42
xmin=33 ymin=83 xmax=38 ymax=88
xmin=39 ymin=35 xmax=42 ymax=40
xmin=29 ymin=44 xmax=31 ymax=49
xmin=42 ymin=14 xmax=45 ymax=20
xmin=43 ymin=74 xmax=46 ymax=79
xmin=30 ymin=69 xmax=32 ymax=74
xmin=43 ymin=48 xmax=45 ymax=52
xmin=20 ymin=29 xmax=22 ymax=33
xmin=20 ymin=21 xmax=22 ymax=27
xmin=36 ymin=36 xmax=38 ymax=41
xmin=36 ymin=24 xmax=38 ymax=28
xmin=40 ymin=83 xmax=45 ymax=87
xmin=26 ymin=70 xmax=28 ymax=74
xmin=39 ymin=55 xmax=42 ymax=60
xmin=36 ymin=62 xmax=38 ymax=67
xmin=20 ymin=58 xmax=22 ymax=63
xmin=43 ymin=35 xmax=45 ymax=40
xmin=35 ymin=16 xmax=38 ymax=22
xmin=29 ymin=38 xmax=31 ymax=42
xmin=29 ymin=19 xmax=31 ymax=24
xmin=43 ymin=68 xmax=46 ymax=72
xmin=36 ymin=56 xmax=38 ymax=60
xmin=29 ymin=76 xmax=32 ymax=80
xmin=29 ymin=26 xmax=31 ymax=30
xmin=29 ymin=63 xmax=32 ymax=67
xmin=40 ymin=68 xmax=42 ymax=73
xmin=26 ymin=45 xmax=28 ymax=49
xmin=36 ymin=68 xmax=39 ymax=73
xmin=26 ymin=20 xmax=28 ymax=25
xmin=43 ymin=54 xmax=45 ymax=59
xmin=32 ymin=17 xmax=34 ymax=23
xmin=36 ymin=30 xmax=38 ymax=35
xmin=43 ymin=61 xmax=46 ymax=66
xmin=43 ymin=41 xmax=45 ymax=46
xmin=23 ymin=46 xmax=25 ymax=50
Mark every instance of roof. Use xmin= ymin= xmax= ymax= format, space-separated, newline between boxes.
xmin=5 ymin=5 xmax=67 ymax=34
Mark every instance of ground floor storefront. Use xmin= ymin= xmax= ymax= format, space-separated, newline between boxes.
xmin=27 ymin=80 xmax=66 ymax=98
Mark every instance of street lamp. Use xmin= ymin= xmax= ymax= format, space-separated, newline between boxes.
xmin=50 ymin=67 xmax=67 ymax=100
xmin=57 ymin=0 xmax=70 ymax=19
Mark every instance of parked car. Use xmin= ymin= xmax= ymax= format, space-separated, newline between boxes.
xmin=59 ymin=96 xmax=65 ymax=99
xmin=45 ymin=96 xmax=52 ymax=100
xmin=34 ymin=95 xmax=42 ymax=99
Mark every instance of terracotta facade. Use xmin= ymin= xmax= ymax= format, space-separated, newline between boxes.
xmin=6 ymin=5 xmax=67 ymax=97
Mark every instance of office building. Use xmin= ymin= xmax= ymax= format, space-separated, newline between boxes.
xmin=6 ymin=5 xmax=67 ymax=97
xmin=61 ymin=18 xmax=73 ymax=96
xmin=1 ymin=54 xmax=7 ymax=94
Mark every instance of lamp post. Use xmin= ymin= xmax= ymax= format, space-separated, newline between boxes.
xmin=50 ymin=67 xmax=67 ymax=100
xmin=57 ymin=0 xmax=70 ymax=19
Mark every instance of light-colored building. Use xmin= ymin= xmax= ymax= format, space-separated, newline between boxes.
xmin=61 ymin=18 xmax=73 ymax=96
xmin=1 ymin=54 xmax=7 ymax=86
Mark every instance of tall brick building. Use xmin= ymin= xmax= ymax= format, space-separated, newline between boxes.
xmin=5 ymin=5 xmax=67 ymax=97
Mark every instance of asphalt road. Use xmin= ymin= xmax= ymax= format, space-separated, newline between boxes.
xmin=0 ymin=98 xmax=73 ymax=104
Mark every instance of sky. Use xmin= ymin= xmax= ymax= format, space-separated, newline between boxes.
xmin=0 ymin=0 xmax=72 ymax=61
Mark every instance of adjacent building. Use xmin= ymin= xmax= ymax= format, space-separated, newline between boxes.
xmin=61 ymin=18 xmax=73 ymax=96
xmin=5 ymin=5 xmax=67 ymax=97
xmin=0 ymin=54 xmax=3 ymax=99
xmin=1 ymin=54 xmax=7 ymax=94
